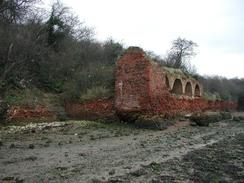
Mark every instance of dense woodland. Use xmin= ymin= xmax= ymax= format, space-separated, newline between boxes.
xmin=0 ymin=0 xmax=244 ymax=108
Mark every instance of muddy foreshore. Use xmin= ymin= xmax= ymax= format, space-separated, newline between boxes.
xmin=0 ymin=114 xmax=244 ymax=183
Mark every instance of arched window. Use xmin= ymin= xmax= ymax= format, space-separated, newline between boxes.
xmin=165 ymin=76 xmax=170 ymax=88
xmin=172 ymin=79 xmax=183 ymax=95
xmin=194 ymin=84 xmax=200 ymax=97
xmin=185 ymin=82 xmax=193 ymax=97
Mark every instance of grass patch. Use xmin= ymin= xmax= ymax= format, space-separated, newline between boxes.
xmin=3 ymin=88 xmax=63 ymax=107
xmin=72 ymin=120 xmax=142 ymax=137
xmin=147 ymin=162 xmax=162 ymax=173
xmin=80 ymin=86 xmax=112 ymax=102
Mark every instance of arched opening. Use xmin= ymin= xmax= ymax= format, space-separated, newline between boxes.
xmin=194 ymin=84 xmax=200 ymax=97
xmin=172 ymin=79 xmax=183 ymax=95
xmin=185 ymin=82 xmax=193 ymax=97
xmin=165 ymin=76 xmax=170 ymax=88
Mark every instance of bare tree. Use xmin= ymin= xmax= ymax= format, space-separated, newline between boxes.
xmin=165 ymin=37 xmax=198 ymax=73
xmin=0 ymin=0 xmax=40 ymax=23
xmin=46 ymin=0 xmax=93 ymax=47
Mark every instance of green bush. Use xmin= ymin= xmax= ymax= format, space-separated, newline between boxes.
xmin=190 ymin=113 xmax=222 ymax=126
xmin=135 ymin=115 xmax=174 ymax=130
xmin=3 ymin=90 xmax=25 ymax=106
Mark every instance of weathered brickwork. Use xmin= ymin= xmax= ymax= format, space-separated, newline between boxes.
xmin=7 ymin=106 xmax=56 ymax=122
xmin=65 ymin=98 xmax=115 ymax=120
xmin=115 ymin=47 xmax=236 ymax=117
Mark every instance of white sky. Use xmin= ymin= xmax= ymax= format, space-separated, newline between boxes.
xmin=43 ymin=0 xmax=244 ymax=78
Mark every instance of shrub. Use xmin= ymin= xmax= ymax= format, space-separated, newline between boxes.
xmin=135 ymin=115 xmax=174 ymax=130
xmin=190 ymin=113 xmax=222 ymax=126
xmin=3 ymin=88 xmax=46 ymax=107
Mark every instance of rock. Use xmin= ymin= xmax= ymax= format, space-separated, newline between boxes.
xmin=140 ymin=143 xmax=146 ymax=148
xmin=79 ymin=152 xmax=86 ymax=156
xmin=15 ymin=177 xmax=24 ymax=183
xmin=24 ymin=156 xmax=37 ymax=161
xmin=151 ymin=178 xmax=160 ymax=183
xmin=123 ymin=165 xmax=132 ymax=169
xmin=2 ymin=176 xmax=14 ymax=181
xmin=109 ymin=169 xmax=115 ymax=175
xmin=28 ymin=144 xmax=35 ymax=149
xmin=9 ymin=143 xmax=15 ymax=149
xmin=130 ymin=168 xmax=147 ymax=177
xmin=91 ymin=178 xmax=105 ymax=183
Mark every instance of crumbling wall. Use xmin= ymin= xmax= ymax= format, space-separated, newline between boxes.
xmin=115 ymin=47 xmax=152 ymax=113
xmin=7 ymin=106 xmax=56 ymax=122
xmin=115 ymin=47 xmax=236 ymax=117
xmin=65 ymin=98 xmax=115 ymax=120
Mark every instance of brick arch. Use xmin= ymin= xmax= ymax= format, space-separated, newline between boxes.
xmin=172 ymin=78 xmax=183 ymax=95
xmin=185 ymin=82 xmax=193 ymax=97
xmin=165 ymin=75 xmax=170 ymax=88
xmin=194 ymin=84 xmax=200 ymax=97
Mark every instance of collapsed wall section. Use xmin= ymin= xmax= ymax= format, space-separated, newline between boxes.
xmin=115 ymin=47 xmax=152 ymax=113
xmin=65 ymin=98 xmax=115 ymax=120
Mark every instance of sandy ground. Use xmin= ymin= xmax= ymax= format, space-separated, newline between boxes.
xmin=0 ymin=114 xmax=244 ymax=183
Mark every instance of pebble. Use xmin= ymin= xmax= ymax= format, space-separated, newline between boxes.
xmin=9 ymin=143 xmax=15 ymax=149
xmin=109 ymin=169 xmax=115 ymax=175
xmin=29 ymin=144 xmax=35 ymax=149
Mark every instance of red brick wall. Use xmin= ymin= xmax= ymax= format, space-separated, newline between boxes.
xmin=65 ymin=98 xmax=115 ymax=120
xmin=7 ymin=106 xmax=56 ymax=122
xmin=115 ymin=48 xmax=236 ymax=117
xmin=147 ymin=97 xmax=236 ymax=117
xmin=115 ymin=49 xmax=151 ymax=113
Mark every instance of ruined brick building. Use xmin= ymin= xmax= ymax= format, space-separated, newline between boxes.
xmin=65 ymin=47 xmax=236 ymax=120
xmin=115 ymin=47 xmax=235 ymax=117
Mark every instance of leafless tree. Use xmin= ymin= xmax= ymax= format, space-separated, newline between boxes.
xmin=0 ymin=0 xmax=40 ymax=23
xmin=165 ymin=37 xmax=198 ymax=73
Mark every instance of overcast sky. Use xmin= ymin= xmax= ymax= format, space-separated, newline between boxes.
xmin=44 ymin=0 xmax=244 ymax=78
